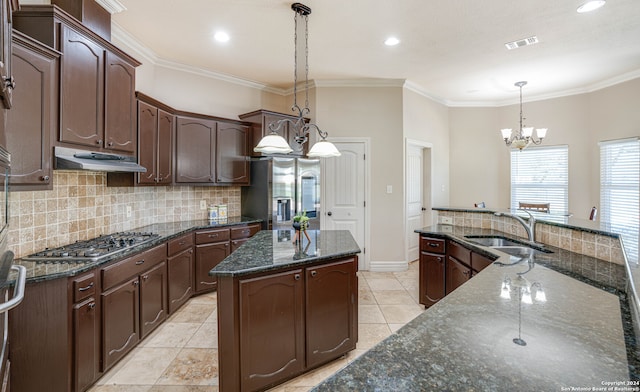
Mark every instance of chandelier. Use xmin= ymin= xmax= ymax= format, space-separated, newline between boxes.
xmin=500 ymin=81 xmax=547 ymax=151
xmin=254 ymin=3 xmax=341 ymax=158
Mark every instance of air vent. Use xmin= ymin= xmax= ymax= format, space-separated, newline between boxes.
xmin=505 ymin=36 xmax=539 ymax=50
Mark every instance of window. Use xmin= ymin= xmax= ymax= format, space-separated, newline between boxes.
xmin=510 ymin=145 xmax=569 ymax=214
xmin=600 ymin=138 xmax=639 ymax=264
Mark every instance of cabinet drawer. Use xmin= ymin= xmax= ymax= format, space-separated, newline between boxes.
xmin=230 ymin=224 xmax=260 ymax=240
xmin=102 ymin=244 xmax=167 ymax=290
xmin=447 ymin=240 xmax=471 ymax=266
xmin=168 ymin=233 xmax=194 ymax=256
xmin=72 ymin=272 xmax=97 ymax=303
xmin=195 ymin=228 xmax=230 ymax=244
xmin=420 ymin=236 xmax=445 ymax=254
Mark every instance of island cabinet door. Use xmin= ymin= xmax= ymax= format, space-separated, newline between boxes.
xmin=305 ymin=258 xmax=357 ymax=369
xmin=446 ymin=256 xmax=471 ymax=294
xmin=238 ymin=269 xmax=305 ymax=392
xmin=419 ymin=251 xmax=446 ymax=308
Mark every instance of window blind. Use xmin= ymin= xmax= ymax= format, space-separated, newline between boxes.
xmin=600 ymin=138 xmax=639 ymax=264
xmin=510 ymin=145 xmax=569 ymax=214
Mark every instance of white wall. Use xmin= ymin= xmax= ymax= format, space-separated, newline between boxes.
xmin=449 ymin=78 xmax=640 ymax=218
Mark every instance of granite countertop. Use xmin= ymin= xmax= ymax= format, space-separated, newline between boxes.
xmin=209 ymin=229 xmax=361 ymax=277
xmin=312 ymin=225 xmax=635 ymax=391
xmin=11 ymin=217 xmax=262 ymax=283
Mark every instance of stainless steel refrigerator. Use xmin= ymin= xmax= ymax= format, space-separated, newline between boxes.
xmin=241 ymin=157 xmax=321 ymax=231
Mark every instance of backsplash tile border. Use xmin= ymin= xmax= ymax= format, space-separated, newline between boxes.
xmin=8 ymin=171 xmax=241 ymax=259
xmin=437 ymin=210 xmax=625 ymax=265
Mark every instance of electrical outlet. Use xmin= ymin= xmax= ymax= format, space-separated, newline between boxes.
xmin=126 ymin=205 xmax=132 ymax=218
xmin=440 ymin=216 xmax=453 ymax=224
xmin=200 ymin=200 xmax=207 ymax=210
xmin=386 ymin=185 xmax=393 ymax=194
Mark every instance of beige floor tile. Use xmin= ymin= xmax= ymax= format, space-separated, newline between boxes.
xmin=358 ymin=304 xmax=386 ymax=323
xmin=372 ymin=289 xmax=416 ymax=305
xmin=358 ymin=288 xmax=377 ymax=305
xmin=148 ymin=386 xmax=218 ymax=392
xmin=103 ymin=347 xmax=181 ymax=385
xmin=365 ymin=278 xmax=406 ymax=291
xmin=89 ymin=385 xmax=152 ymax=392
xmin=93 ymin=347 xmax=141 ymax=385
xmin=185 ymin=322 xmax=218 ymax=349
xmin=357 ymin=323 xmax=392 ymax=350
xmin=281 ymin=356 xmax=349 ymax=388
xmin=188 ymin=291 xmax=217 ymax=305
xmin=141 ymin=322 xmax=201 ymax=348
xmin=359 ymin=271 xmax=397 ymax=279
xmin=170 ymin=303 xmax=215 ymax=323
xmin=156 ymin=348 xmax=218 ymax=386
xmin=379 ymin=304 xmax=425 ymax=324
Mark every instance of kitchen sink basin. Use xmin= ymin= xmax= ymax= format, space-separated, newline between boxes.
xmin=491 ymin=246 xmax=539 ymax=257
xmin=464 ymin=236 xmax=523 ymax=247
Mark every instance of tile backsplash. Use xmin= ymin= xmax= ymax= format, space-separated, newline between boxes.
xmin=8 ymin=171 xmax=241 ymax=259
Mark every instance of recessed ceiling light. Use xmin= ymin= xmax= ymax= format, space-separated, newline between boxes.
xmin=384 ymin=37 xmax=400 ymax=46
xmin=214 ymin=31 xmax=230 ymax=43
xmin=577 ymin=0 xmax=606 ymax=13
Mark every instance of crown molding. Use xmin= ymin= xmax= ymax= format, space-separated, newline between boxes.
xmin=95 ymin=0 xmax=126 ymax=14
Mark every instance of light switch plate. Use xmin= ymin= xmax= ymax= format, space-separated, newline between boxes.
xmin=126 ymin=205 xmax=132 ymax=218
xmin=200 ymin=200 xmax=207 ymax=210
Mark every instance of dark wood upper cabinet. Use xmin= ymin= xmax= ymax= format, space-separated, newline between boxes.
xmin=13 ymin=5 xmax=141 ymax=154
xmin=137 ymin=97 xmax=174 ymax=185
xmin=175 ymin=116 xmax=216 ymax=184
xmin=216 ymin=121 xmax=249 ymax=184
xmin=6 ymin=31 xmax=59 ymax=190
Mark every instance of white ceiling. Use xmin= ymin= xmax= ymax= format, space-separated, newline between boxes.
xmin=109 ymin=0 xmax=640 ymax=106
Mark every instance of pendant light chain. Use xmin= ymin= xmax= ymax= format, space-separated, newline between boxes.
xmin=293 ymin=9 xmax=299 ymax=111
xmin=304 ymin=13 xmax=310 ymax=111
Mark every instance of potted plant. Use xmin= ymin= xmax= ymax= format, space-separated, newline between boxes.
xmin=292 ymin=210 xmax=311 ymax=243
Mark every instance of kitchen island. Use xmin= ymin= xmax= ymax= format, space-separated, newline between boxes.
xmin=312 ymin=225 xmax=633 ymax=391
xmin=209 ymin=229 xmax=361 ymax=392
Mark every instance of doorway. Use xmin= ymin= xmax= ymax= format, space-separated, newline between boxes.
xmin=406 ymin=139 xmax=433 ymax=262
xmin=322 ymin=139 xmax=369 ymax=270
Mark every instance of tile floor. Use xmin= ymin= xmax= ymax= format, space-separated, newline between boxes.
xmin=89 ymin=261 xmax=423 ymax=392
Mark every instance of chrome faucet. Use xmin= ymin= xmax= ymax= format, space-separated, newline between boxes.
xmin=494 ymin=210 xmax=537 ymax=243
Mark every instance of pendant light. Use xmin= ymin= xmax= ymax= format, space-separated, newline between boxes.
xmin=253 ymin=3 xmax=341 ymax=158
xmin=500 ymin=81 xmax=547 ymax=151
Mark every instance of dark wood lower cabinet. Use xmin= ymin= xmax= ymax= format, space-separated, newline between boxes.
xmin=167 ymin=247 xmax=194 ymax=314
xmin=306 ymin=259 xmax=357 ymax=368
xmin=446 ymin=256 xmax=472 ymax=294
xmin=195 ymin=241 xmax=229 ymax=292
xmin=218 ymin=256 xmax=358 ymax=392
xmin=102 ymin=276 xmax=140 ymax=371
xmin=239 ymin=269 xmax=305 ymax=392
xmin=73 ymin=297 xmax=98 ymax=392
xmin=419 ymin=251 xmax=446 ymax=307
xmin=139 ymin=261 xmax=168 ymax=339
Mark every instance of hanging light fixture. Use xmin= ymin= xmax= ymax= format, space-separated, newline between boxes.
xmin=254 ymin=3 xmax=341 ymax=158
xmin=500 ymin=81 xmax=548 ymax=151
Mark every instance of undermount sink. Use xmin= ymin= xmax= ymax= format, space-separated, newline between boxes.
xmin=464 ymin=236 xmax=553 ymax=255
xmin=464 ymin=236 xmax=524 ymax=247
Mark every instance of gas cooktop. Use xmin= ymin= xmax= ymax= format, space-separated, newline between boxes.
xmin=23 ymin=232 xmax=160 ymax=263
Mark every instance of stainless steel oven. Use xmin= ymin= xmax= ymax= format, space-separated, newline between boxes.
xmin=0 ymin=145 xmax=26 ymax=392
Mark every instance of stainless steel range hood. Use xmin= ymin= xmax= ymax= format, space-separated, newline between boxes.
xmin=54 ymin=146 xmax=147 ymax=173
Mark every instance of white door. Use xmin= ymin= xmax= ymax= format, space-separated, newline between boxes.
xmin=323 ymin=141 xmax=367 ymax=269
xmin=406 ymin=143 xmax=430 ymax=262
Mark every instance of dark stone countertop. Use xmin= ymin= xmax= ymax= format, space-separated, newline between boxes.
xmin=11 ymin=217 xmax=262 ymax=283
xmin=312 ymin=225 xmax=635 ymax=391
xmin=209 ymin=229 xmax=361 ymax=277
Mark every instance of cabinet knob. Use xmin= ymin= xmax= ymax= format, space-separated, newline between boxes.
xmin=96 ymin=139 xmax=103 ymax=145
xmin=142 ymin=275 xmax=149 ymax=281
xmin=132 ymin=280 xmax=139 ymax=286
xmin=4 ymin=76 xmax=15 ymax=90
xmin=463 ymin=270 xmax=470 ymax=276
xmin=108 ymin=142 xmax=114 ymax=147
xmin=88 ymin=302 xmax=96 ymax=310
xmin=40 ymin=175 xmax=50 ymax=182
xmin=310 ymin=270 xmax=317 ymax=277
xmin=188 ymin=249 xmax=193 ymax=254
xmin=294 ymin=274 xmax=301 ymax=280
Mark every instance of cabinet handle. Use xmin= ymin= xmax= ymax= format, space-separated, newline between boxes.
xmin=96 ymin=139 xmax=103 ymax=145
xmin=135 ymin=259 xmax=145 ymax=265
xmin=437 ymin=257 xmax=443 ymax=263
xmin=78 ymin=282 xmax=94 ymax=292
xmin=132 ymin=280 xmax=139 ymax=286
xmin=208 ymin=234 xmax=219 ymax=238
xmin=178 ymin=241 xmax=186 ymax=246
xmin=463 ymin=270 xmax=470 ymax=276
xmin=428 ymin=243 xmax=439 ymax=248
xmin=40 ymin=175 xmax=50 ymax=182
xmin=310 ymin=270 xmax=317 ymax=277
xmin=88 ymin=302 xmax=96 ymax=310
xmin=224 ymin=243 xmax=229 ymax=247
xmin=4 ymin=76 xmax=15 ymax=90
xmin=294 ymin=274 xmax=301 ymax=280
